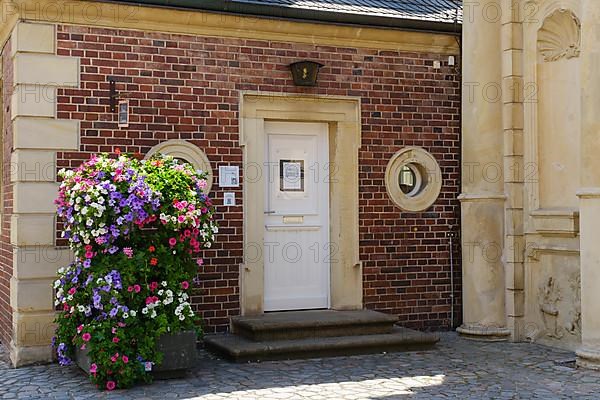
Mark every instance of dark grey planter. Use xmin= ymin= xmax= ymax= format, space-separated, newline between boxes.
xmin=75 ymin=330 xmax=197 ymax=380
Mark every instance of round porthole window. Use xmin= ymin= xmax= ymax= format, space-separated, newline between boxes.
xmin=398 ymin=164 xmax=422 ymax=196
xmin=385 ymin=147 xmax=442 ymax=211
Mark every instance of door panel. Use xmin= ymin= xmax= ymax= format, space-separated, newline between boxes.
xmin=263 ymin=121 xmax=330 ymax=311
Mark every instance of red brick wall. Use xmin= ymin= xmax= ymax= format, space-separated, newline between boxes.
xmin=54 ymin=24 xmax=461 ymax=333
xmin=0 ymin=37 xmax=14 ymax=347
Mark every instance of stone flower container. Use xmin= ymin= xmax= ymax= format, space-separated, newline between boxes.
xmin=75 ymin=330 xmax=197 ymax=379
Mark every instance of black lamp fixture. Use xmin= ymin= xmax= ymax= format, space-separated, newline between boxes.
xmin=289 ymin=60 xmax=324 ymax=87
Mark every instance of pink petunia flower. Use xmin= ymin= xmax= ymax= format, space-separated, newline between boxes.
xmin=133 ymin=284 xmax=141 ymax=293
xmin=82 ymin=332 xmax=91 ymax=342
xmin=77 ymin=324 xmax=84 ymax=333
xmin=68 ymin=287 xmax=77 ymax=295
xmin=85 ymin=251 xmax=93 ymax=259
xmin=149 ymin=281 xmax=158 ymax=291
xmin=90 ymin=363 xmax=97 ymax=375
xmin=168 ymin=237 xmax=177 ymax=247
xmin=181 ymin=281 xmax=189 ymax=290
xmin=106 ymin=381 xmax=116 ymax=391
xmin=123 ymin=247 xmax=133 ymax=258
xmin=196 ymin=258 xmax=204 ymax=267
xmin=122 ymin=355 xmax=129 ymax=364
xmin=127 ymin=286 xmax=134 ymax=292
xmin=112 ymin=337 xmax=120 ymax=343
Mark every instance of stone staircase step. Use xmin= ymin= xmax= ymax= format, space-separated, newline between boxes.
xmin=204 ymin=326 xmax=439 ymax=363
xmin=232 ymin=310 xmax=399 ymax=341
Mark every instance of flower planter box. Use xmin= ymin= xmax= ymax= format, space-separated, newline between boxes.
xmin=75 ymin=330 xmax=197 ymax=380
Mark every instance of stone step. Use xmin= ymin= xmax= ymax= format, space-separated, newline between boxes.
xmin=232 ymin=310 xmax=399 ymax=341
xmin=204 ymin=327 xmax=439 ymax=363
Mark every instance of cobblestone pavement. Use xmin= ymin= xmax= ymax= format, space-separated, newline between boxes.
xmin=1 ymin=333 xmax=600 ymax=399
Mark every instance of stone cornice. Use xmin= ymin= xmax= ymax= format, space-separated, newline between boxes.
xmin=576 ymin=188 xmax=600 ymax=199
xmin=0 ymin=0 xmax=19 ymax=52
xmin=458 ymin=193 xmax=507 ymax=202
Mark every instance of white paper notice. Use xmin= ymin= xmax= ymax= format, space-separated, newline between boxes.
xmin=281 ymin=161 xmax=302 ymax=191
xmin=219 ymin=166 xmax=240 ymax=187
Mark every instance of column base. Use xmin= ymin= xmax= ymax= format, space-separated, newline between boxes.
xmin=456 ymin=324 xmax=511 ymax=341
xmin=576 ymin=347 xmax=600 ymax=370
xmin=9 ymin=340 xmax=53 ymax=368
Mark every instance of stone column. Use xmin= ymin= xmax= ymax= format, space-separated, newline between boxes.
xmin=8 ymin=22 xmax=79 ymax=366
xmin=457 ymin=0 xmax=509 ymax=340
xmin=500 ymin=0 xmax=525 ymax=340
xmin=577 ymin=0 xmax=600 ymax=370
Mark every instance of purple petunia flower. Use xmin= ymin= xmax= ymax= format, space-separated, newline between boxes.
xmin=57 ymin=342 xmax=72 ymax=366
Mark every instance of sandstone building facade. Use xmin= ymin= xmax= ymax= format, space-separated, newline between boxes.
xmin=460 ymin=0 xmax=600 ymax=370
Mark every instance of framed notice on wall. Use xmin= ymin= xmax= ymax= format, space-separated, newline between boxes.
xmin=280 ymin=159 xmax=304 ymax=192
xmin=118 ymin=100 xmax=129 ymax=128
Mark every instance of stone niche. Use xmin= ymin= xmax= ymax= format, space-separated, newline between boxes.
xmin=536 ymin=8 xmax=581 ymax=209
xmin=524 ymin=252 xmax=581 ymax=350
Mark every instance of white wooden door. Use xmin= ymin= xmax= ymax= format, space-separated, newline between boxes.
xmin=263 ymin=121 xmax=330 ymax=311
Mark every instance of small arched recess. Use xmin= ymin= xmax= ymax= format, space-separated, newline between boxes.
xmin=145 ymin=140 xmax=213 ymax=192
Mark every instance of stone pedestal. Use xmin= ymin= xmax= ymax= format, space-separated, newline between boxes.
xmin=576 ymin=190 xmax=600 ymax=369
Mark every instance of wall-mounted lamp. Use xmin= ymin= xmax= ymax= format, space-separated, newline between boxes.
xmin=289 ymin=61 xmax=324 ymax=87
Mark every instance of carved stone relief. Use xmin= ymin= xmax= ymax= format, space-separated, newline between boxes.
xmin=565 ymin=274 xmax=581 ymax=335
xmin=539 ymin=276 xmax=563 ymax=338
xmin=538 ymin=9 xmax=581 ymax=62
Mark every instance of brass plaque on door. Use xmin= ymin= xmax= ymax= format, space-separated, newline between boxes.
xmin=283 ymin=216 xmax=303 ymax=224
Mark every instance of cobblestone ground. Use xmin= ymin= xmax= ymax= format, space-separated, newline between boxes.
xmin=1 ymin=333 xmax=600 ymax=399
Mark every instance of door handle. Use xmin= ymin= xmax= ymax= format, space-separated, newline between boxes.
xmin=264 ymin=210 xmax=276 ymax=214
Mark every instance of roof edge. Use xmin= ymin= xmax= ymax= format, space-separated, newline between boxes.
xmin=103 ymin=0 xmax=462 ymax=35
